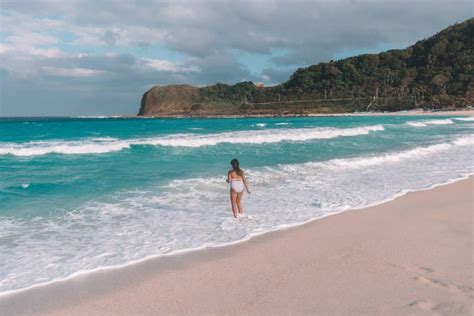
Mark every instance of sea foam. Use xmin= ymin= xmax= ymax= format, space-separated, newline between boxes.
xmin=406 ymin=119 xmax=454 ymax=127
xmin=453 ymin=117 xmax=474 ymax=121
xmin=0 ymin=125 xmax=384 ymax=157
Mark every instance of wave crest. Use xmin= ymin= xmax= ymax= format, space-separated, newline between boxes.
xmin=279 ymin=135 xmax=474 ymax=172
xmin=0 ymin=125 xmax=384 ymax=157
xmin=406 ymin=119 xmax=453 ymax=127
xmin=453 ymin=117 xmax=474 ymax=122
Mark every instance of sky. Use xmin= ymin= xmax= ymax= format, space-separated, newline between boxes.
xmin=0 ymin=0 xmax=472 ymax=116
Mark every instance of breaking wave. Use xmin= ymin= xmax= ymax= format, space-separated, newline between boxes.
xmin=453 ymin=117 xmax=474 ymax=122
xmin=0 ymin=125 xmax=384 ymax=157
xmin=406 ymin=119 xmax=454 ymax=127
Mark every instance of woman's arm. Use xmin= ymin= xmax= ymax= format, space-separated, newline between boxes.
xmin=242 ymin=171 xmax=250 ymax=194
xmin=226 ymin=171 xmax=231 ymax=183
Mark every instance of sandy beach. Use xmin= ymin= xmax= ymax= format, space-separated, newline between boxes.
xmin=1 ymin=177 xmax=472 ymax=315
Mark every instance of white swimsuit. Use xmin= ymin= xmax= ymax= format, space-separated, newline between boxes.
xmin=230 ymin=179 xmax=244 ymax=193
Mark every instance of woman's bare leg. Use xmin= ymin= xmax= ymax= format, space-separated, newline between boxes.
xmin=230 ymin=190 xmax=239 ymax=218
xmin=236 ymin=192 xmax=244 ymax=214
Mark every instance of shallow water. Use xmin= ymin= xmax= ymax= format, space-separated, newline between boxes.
xmin=0 ymin=115 xmax=473 ymax=294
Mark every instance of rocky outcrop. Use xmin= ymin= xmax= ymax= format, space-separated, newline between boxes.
xmin=138 ymin=85 xmax=200 ymax=116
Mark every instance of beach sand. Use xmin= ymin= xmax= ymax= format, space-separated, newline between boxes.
xmin=1 ymin=177 xmax=472 ymax=315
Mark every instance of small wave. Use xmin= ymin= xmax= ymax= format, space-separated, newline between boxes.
xmin=0 ymin=125 xmax=384 ymax=157
xmin=21 ymin=183 xmax=30 ymax=189
xmin=0 ymin=138 xmax=131 ymax=156
xmin=280 ymin=135 xmax=473 ymax=173
xmin=406 ymin=122 xmax=427 ymax=127
xmin=453 ymin=117 xmax=474 ymax=121
xmin=275 ymin=122 xmax=290 ymax=126
xmin=325 ymin=143 xmax=451 ymax=169
xmin=406 ymin=119 xmax=453 ymax=127
xmin=132 ymin=124 xmax=384 ymax=147
xmin=453 ymin=135 xmax=474 ymax=146
xmin=255 ymin=123 xmax=267 ymax=127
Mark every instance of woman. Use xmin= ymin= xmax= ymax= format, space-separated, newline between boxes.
xmin=226 ymin=159 xmax=250 ymax=218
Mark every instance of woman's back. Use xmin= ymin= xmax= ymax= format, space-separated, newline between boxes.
xmin=229 ymin=170 xmax=243 ymax=180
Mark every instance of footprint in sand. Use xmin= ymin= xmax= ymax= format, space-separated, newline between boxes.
xmin=407 ymin=299 xmax=436 ymax=311
xmin=418 ymin=266 xmax=434 ymax=273
xmin=411 ymin=266 xmax=474 ymax=298
xmin=406 ymin=300 xmax=470 ymax=315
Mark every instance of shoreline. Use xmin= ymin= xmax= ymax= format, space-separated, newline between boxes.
xmin=1 ymin=109 xmax=473 ymax=120
xmin=1 ymin=175 xmax=472 ymax=314
xmin=0 ymin=174 xmax=470 ymax=298
xmin=134 ymin=109 xmax=474 ymax=119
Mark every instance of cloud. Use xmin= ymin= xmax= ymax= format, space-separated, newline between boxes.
xmin=5 ymin=0 xmax=471 ymax=63
xmin=142 ymin=58 xmax=199 ymax=73
xmin=182 ymin=52 xmax=258 ymax=85
xmin=41 ymin=66 xmax=105 ymax=78
xmin=0 ymin=0 xmax=472 ymax=115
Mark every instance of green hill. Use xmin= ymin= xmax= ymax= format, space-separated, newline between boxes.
xmin=138 ymin=18 xmax=473 ymax=116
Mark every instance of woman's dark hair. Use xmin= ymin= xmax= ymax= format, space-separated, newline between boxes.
xmin=230 ymin=159 xmax=243 ymax=176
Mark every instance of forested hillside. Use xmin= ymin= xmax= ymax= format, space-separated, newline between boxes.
xmin=138 ymin=18 xmax=473 ymax=116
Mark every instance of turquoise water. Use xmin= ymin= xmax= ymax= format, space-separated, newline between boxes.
xmin=1 ymin=115 xmax=473 ymax=294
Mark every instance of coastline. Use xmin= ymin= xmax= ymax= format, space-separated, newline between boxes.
xmin=1 ymin=176 xmax=472 ymax=315
xmin=134 ymin=109 xmax=474 ymax=119
xmin=1 ymin=109 xmax=472 ymax=120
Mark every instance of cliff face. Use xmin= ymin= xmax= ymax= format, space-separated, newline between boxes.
xmin=138 ymin=85 xmax=200 ymax=116
xmin=138 ymin=18 xmax=473 ymax=116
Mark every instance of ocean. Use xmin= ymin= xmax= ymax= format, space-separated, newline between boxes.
xmin=0 ymin=115 xmax=473 ymax=295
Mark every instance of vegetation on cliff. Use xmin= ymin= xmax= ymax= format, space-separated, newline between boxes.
xmin=138 ymin=18 xmax=473 ymax=116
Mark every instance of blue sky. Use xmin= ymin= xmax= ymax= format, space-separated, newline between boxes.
xmin=0 ymin=0 xmax=472 ymax=116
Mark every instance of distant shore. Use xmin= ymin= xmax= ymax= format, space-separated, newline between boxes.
xmin=1 ymin=109 xmax=472 ymax=120
xmin=134 ymin=108 xmax=474 ymax=119
xmin=1 ymin=177 xmax=472 ymax=315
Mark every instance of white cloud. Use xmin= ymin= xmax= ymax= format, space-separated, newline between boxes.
xmin=68 ymin=25 xmax=169 ymax=47
xmin=41 ymin=66 xmax=104 ymax=77
xmin=0 ymin=29 xmax=62 ymax=58
xmin=0 ymin=44 xmax=62 ymax=58
xmin=142 ymin=58 xmax=179 ymax=72
xmin=162 ymin=5 xmax=197 ymax=20
xmin=142 ymin=58 xmax=200 ymax=73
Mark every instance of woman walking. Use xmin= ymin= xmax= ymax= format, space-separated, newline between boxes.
xmin=227 ymin=159 xmax=250 ymax=218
